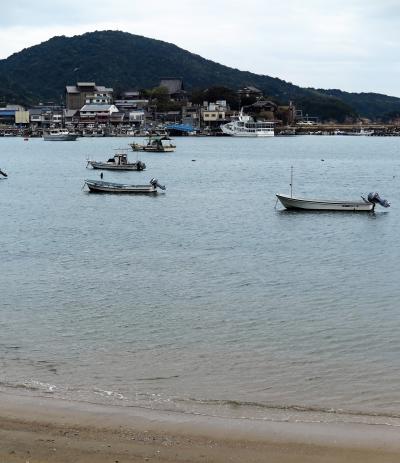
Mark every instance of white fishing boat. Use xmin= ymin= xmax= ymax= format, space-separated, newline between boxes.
xmin=276 ymin=194 xmax=376 ymax=211
xmin=86 ymin=149 xmax=146 ymax=171
xmin=84 ymin=178 xmax=165 ymax=194
xmin=276 ymin=167 xmax=390 ymax=211
xmin=43 ymin=129 xmax=78 ymax=141
xmin=220 ymin=109 xmax=274 ymax=137
xmin=350 ymin=127 xmax=374 ymax=136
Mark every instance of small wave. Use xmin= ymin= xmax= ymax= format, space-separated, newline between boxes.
xmin=26 ymin=380 xmax=57 ymax=393
xmin=0 ymin=381 xmax=40 ymax=391
xmin=0 ymin=380 xmax=56 ymax=393
xmin=136 ymin=375 xmax=180 ymax=381
xmin=0 ymin=344 xmax=21 ymax=352
xmin=93 ymin=388 xmax=125 ymax=400
xmin=176 ymin=397 xmax=400 ymax=421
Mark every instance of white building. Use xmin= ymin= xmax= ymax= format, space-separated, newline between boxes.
xmin=79 ymin=104 xmax=119 ymax=124
xmin=129 ymin=110 xmax=145 ymax=125
xmin=85 ymin=92 xmax=113 ymax=105
xmin=202 ymin=101 xmax=227 ymax=125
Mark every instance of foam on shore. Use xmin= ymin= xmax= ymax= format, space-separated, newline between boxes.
xmin=1 ymin=390 xmax=400 ymax=452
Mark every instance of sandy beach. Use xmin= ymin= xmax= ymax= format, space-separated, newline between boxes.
xmin=0 ymin=393 xmax=399 ymax=462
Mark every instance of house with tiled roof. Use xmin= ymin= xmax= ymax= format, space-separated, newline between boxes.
xmin=159 ymin=78 xmax=187 ymax=101
xmin=66 ymin=82 xmax=113 ymax=110
xmin=238 ymin=86 xmax=264 ymax=100
xmin=79 ymin=104 xmax=119 ymax=124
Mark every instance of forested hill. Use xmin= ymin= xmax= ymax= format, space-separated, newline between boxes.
xmin=0 ymin=30 xmax=399 ymax=121
xmin=317 ymin=89 xmax=400 ymax=121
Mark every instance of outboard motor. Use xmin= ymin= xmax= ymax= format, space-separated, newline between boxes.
xmin=0 ymin=168 xmax=7 ymax=177
xmin=150 ymin=178 xmax=166 ymax=190
xmin=137 ymin=161 xmax=146 ymax=171
xmin=367 ymin=192 xmax=390 ymax=208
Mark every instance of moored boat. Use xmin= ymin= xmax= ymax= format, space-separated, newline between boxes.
xmin=276 ymin=167 xmax=390 ymax=212
xmin=130 ymin=135 xmax=176 ymax=152
xmin=349 ymin=128 xmax=374 ymax=136
xmin=276 ymin=191 xmax=390 ymax=212
xmin=87 ymin=150 xmax=146 ymax=171
xmin=220 ymin=108 xmax=274 ymax=137
xmin=276 ymin=194 xmax=376 ymax=211
xmin=84 ymin=178 xmax=166 ymax=194
xmin=43 ymin=129 xmax=78 ymax=141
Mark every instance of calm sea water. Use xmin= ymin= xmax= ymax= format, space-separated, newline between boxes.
xmin=1 ymin=135 xmax=400 ymax=426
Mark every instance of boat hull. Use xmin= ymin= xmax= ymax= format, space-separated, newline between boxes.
xmin=85 ymin=180 xmax=158 ymax=194
xmin=276 ymin=194 xmax=374 ymax=211
xmin=220 ymin=127 xmax=274 ymax=137
xmin=130 ymin=144 xmax=175 ymax=152
xmin=143 ymin=146 xmax=175 ymax=152
xmin=43 ymin=134 xmax=78 ymax=141
xmin=88 ymin=161 xmax=145 ymax=171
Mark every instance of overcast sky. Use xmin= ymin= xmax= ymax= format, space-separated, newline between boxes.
xmin=1 ymin=0 xmax=399 ymax=96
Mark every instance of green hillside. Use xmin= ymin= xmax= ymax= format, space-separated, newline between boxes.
xmin=0 ymin=30 xmax=399 ymax=121
xmin=317 ymin=89 xmax=400 ymax=120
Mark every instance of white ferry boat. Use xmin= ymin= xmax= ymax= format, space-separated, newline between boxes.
xmin=220 ymin=109 xmax=275 ymax=137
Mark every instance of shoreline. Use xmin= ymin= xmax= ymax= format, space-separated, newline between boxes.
xmin=1 ymin=393 xmax=400 ymax=462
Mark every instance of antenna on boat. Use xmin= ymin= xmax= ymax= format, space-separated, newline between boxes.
xmin=290 ymin=166 xmax=293 ymax=198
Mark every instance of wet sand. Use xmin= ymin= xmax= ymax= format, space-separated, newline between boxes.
xmin=1 ymin=393 xmax=400 ymax=462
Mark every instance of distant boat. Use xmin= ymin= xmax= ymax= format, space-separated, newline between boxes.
xmin=277 ymin=128 xmax=296 ymax=136
xmin=220 ymin=109 xmax=274 ymax=137
xmin=130 ymin=135 xmax=176 ymax=152
xmin=43 ymin=129 xmax=78 ymax=141
xmin=352 ymin=128 xmax=374 ymax=136
xmin=87 ymin=149 xmax=146 ymax=171
xmin=334 ymin=128 xmax=374 ymax=136
xmin=84 ymin=178 xmax=166 ymax=194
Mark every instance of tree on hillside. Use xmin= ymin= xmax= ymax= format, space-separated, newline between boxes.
xmin=144 ymin=86 xmax=183 ymax=111
xmin=295 ymin=95 xmax=357 ymax=123
xmin=191 ymin=86 xmax=240 ymax=109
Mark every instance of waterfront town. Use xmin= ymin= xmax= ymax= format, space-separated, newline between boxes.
xmin=0 ymin=79 xmax=293 ymax=136
xmin=1 ymin=79 xmax=399 ymax=137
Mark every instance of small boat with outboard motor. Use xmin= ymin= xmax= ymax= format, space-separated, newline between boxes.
xmin=83 ymin=178 xmax=166 ymax=194
xmin=0 ymin=168 xmax=7 ymax=178
xmin=276 ymin=167 xmax=390 ymax=211
xmin=130 ymin=135 xmax=176 ymax=153
xmin=276 ymin=192 xmax=389 ymax=211
xmin=86 ymin=149 xmax=146 ymax=171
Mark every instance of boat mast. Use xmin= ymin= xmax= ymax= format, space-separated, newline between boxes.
xmin=290 ymin=166 xmax=293 ymax=198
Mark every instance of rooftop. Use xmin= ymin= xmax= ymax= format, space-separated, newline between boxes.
xmin=81 ymin=104 xmax=117 ymax=111
xmin=66 ymin=84 xmax=113 ymax=94
xmin=159 ymin=78 xmax=184 ymax=95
